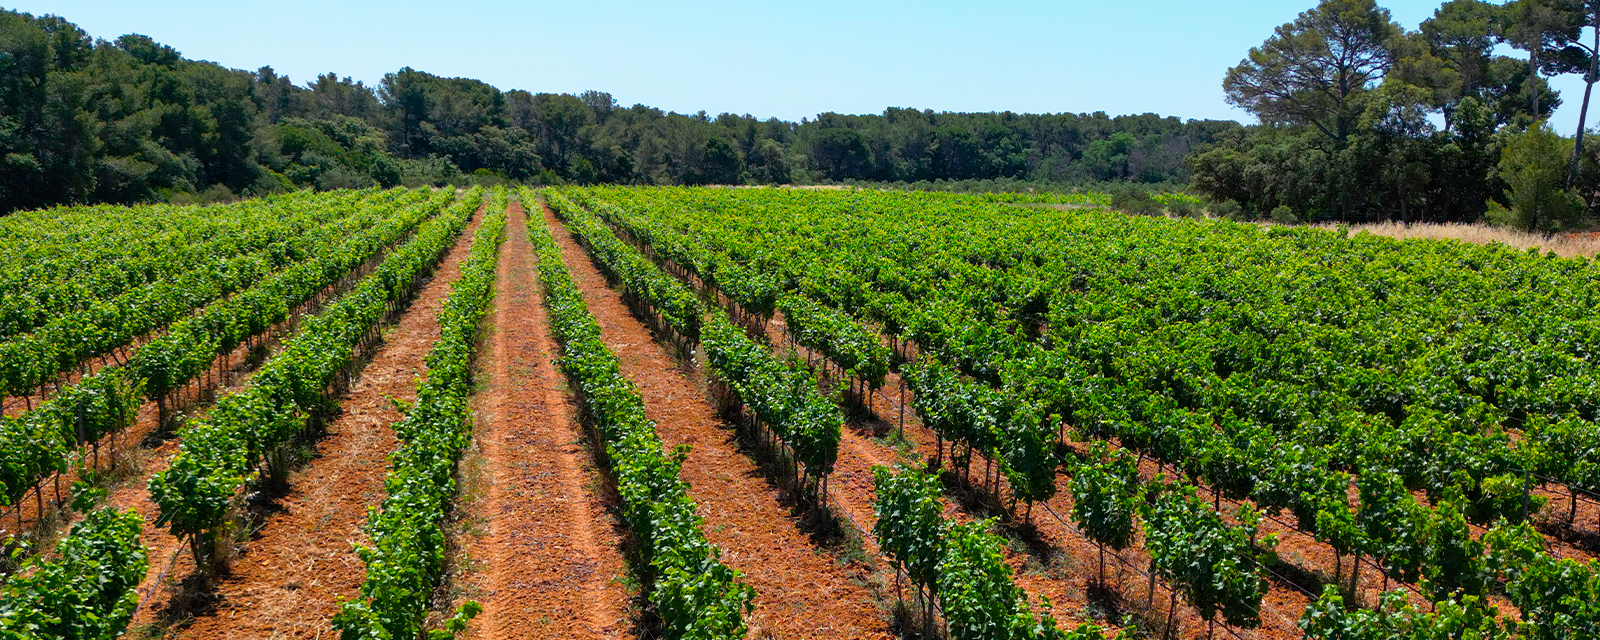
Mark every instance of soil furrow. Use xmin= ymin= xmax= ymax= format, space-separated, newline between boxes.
xmin=763 ymin=317 xmax=1119 ymax=631
xmin=133 ymin=209 xmax=484 ymax=639
xmin=602 ymin=217 xmax=1116 ymax=632
xmin=454 ymin=201 xmax=630 ymax=640
xmin=3 ymin=208 xmax=426 ymax=555
xmin=543 ymin=203 xmax=893 ymax=640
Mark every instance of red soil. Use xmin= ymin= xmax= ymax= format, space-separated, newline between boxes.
xmin=3 ymin=216 xmax=410 ymax=553
xmin=770 ymin=321 xmax=1130 ymax=634
xmin=543 ymin=203 xmax=894 ymax=640
xmin=453 ymin=201 xmax=630 ymax=639
xmin=132 ymin=210 xmax=483 ymax=639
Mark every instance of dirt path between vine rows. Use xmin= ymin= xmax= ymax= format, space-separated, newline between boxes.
xmin=601 ymin=216 xmax=1118 ymax=633
xmin=133 ymin=209 xmax=483 ymax=640
xmin=3 ymin=274 xmax=361 ymax=556
xmin=82 ymin=253 xmax=413 ymax=635
xmin=762 ymin=318 xmax=1125 ymax=632
xmin=854 ymin=356 xmax=1307 ymax=638
xmin=543 ymin=204 xmax=893 ymax=640
xmin=65 ymin=208 xmax=445 ymax=635
xmin=453 ymin=201 xmax=630 ymax=640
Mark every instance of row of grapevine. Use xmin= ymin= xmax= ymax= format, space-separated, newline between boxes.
xmin=563 ymin=190 xmax=781 ymax=320
xmin=775 ymin=293 xmax=891 ymax=389
xmin=0 ymin=188 xmax=452 ymax=522
xmin=129 ymin=188 xmax=451 ymax=407
xmin=564 ymin=189 xmax=1117 ymax=635
xmin=551 ymin=191 xmax=849 ymax=506
xmin=547 ymin=191 xmax=701 ymax=341
xmin=521 ymin=188 xmax=753 ymax=638
xmin=1142 ymin=482 xmax=1272 ymax=633
xmin=0 ymin=190 xmax=344 ymax=341
xmin=0 ymin=508 xmax=147 ymax=639
xmin=148 ymin=188 xmax=483 ymax=568
xmin=700 ymin=309 xmax=842 ymax=500
xmin=568 ymin=187 xmax=1600 ymax=634
xmin=0 ymin=190 xmax=398 ymax=402
xmin=566 ymin=188 xmax=898 ymax=415
xmin=0 ymin=372 xmax=141 ymax=518
xmin=902 ymin=353 xmax=1272 ymax=636
xmin=567 ymin=188 xmax=1148 ymax=637
xmin=904 ymin=357 xmax=1059 ymax=513
xmin=872 ymin=464 xmax=1109 ymax=640
xmin=575 ymin=190 xmax=1152 ymax=634
xmin=1302 ymin=520 xmax=1600 ymax=639
xmin=333 ymin=189 xmax=509 ymax=640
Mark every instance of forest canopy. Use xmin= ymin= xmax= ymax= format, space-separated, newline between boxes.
xmin=1190 ymin=0 xmax=1600 ymax=228
xmin=0 ymin=8 xmax=1234 ymax=213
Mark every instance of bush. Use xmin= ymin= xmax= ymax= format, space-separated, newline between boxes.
xmin=167 ymin=184 xmax=239 ymax=206
xmin=1210 ymin=199 xmax=1247 ymax=221
xmin=1110 ymin=185 xmax=1162 ymax=216
xmin=1270 ymin=204 xmax=1299 ymax=225
xmin=1165 ymin=198 xmax=1201 ymax=218
xmin=1492 ymin=122 xmax=1586 ymax=232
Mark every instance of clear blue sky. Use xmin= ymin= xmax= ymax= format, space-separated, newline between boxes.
xmin=5 ymin=0 xmax=1593 ymax=132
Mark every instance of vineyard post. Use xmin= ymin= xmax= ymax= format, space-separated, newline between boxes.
xmin=1334 ymin=549 xmax=1342 ymax=587
xmin=1348 ymin=552 xmax=1362 ymax=604
xmin=1164 ymin=587 xmax=1178 ymax=640
xmin=896 ymin=374 xmax=908 ymax=441
xmin=1146 ymin=558 xmax=1157 ymax=607
xmin=76 ymin=394 xmax=86 ymax=449
xmin=1521 ymin=469 xmax=1531 ymax=522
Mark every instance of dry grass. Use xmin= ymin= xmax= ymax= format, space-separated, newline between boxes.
xmin=1318 ymin=221 xmax=1600 ymax=258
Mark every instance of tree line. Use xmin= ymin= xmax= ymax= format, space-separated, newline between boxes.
xmin=1192 ymin=0 xmax=1600 ymax=229
xmin=0 ymin=9 xmax=1238 ymax=213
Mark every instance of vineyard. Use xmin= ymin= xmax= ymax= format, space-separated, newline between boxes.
xmin=0 ymin=186 xmax=1597 ymax=640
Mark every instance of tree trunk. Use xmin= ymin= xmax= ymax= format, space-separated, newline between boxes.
xmin=1099 ymin=544 xmax=1107 ymax=585
xmin=1571 ymin=21 xmax=1600 ymax=188
xmin=1533 ymin=52 xmax=1543 ymax=118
